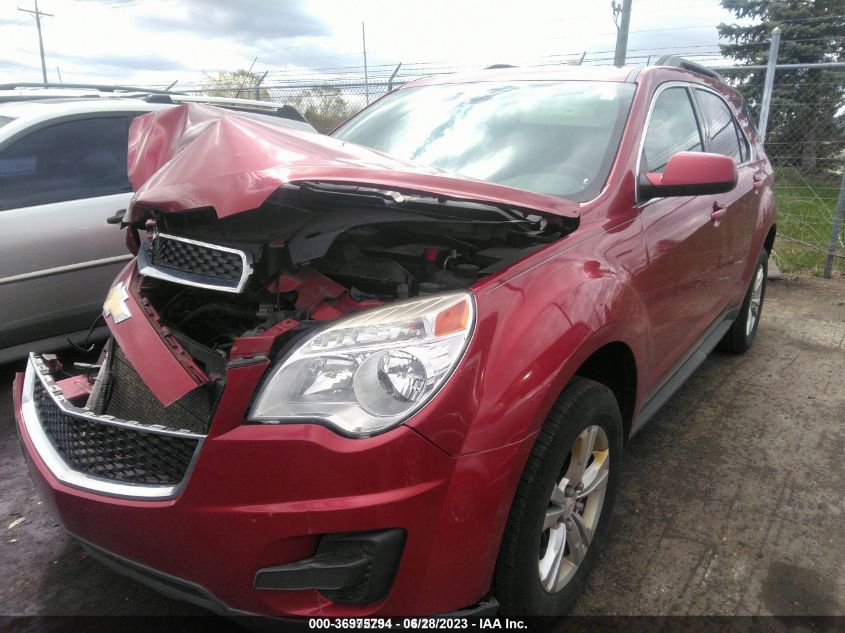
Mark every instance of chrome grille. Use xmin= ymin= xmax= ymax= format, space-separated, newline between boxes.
xmin=138 ymin=233 xmax=252 ymax=293
xmin=21 ymin=355 xmax=205 ymax=499
xmin=33 ymin=380 xmax=199 ymax=485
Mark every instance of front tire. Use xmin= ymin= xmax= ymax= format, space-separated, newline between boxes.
xmin=720 ymin=249 xmax=768 ymax=354
xmin=494 ymin=378 xmax=623 ymax=616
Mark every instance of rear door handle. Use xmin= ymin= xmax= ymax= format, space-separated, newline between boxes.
xmin=711 ymin=202 xmax=727 ymax=223
xmin=752 ymin=173 xmax=766 ymax=190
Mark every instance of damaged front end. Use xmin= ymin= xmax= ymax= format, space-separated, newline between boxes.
xmin=130 ymin=181 xmax=572 ymax=371
xmin=23 ymin=103 xmax=580 ymax=495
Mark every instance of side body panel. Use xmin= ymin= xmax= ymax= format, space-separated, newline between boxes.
xmin=410 ymin=67 xmax=776 ymax=455
xmin=0 ymin=193 xmax=132 ymax=347
xmin=638 ymin=192 xmax=726 ymax=384
xmin=686 ymin=72 xmax=777 ymax=304
xmin=407 ymin=210 xmax=651 ymax=456
xmin=0 ymin=111 xmax=148 ymax=349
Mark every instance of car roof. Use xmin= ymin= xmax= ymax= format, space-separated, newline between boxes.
xmin=405 ymin=64 xmax=639 ymax=87
xmin=0 ymin=95 xmax=316 ymax=137
xmin=400 ymin=62 xmax=736 ymax=92
xmin=0 ymin=97 xmax=160 ymax=121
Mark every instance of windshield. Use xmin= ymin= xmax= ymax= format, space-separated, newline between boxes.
xmin=333 ymin=81 xmax=635 ymax=202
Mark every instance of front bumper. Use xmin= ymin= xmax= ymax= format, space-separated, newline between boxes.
xmin=14 ymin=353 xmax=530 ymax=616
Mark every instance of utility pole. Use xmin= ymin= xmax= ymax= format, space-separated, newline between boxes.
xmin=612 ymin=0 xmax=632 ymax=67
xmin=362 ymin=21 xmax=369 ymax=105
xmin=18 ymin=0 xmax=53 ymax=85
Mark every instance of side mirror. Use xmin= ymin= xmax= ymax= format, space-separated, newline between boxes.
xmin=639 ymin=151 xmax=737 ymax=200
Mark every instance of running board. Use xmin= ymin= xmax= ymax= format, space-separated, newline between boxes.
xmin=635 ymin=309 xmax=738 ymax=431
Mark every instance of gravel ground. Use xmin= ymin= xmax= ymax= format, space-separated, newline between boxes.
xmin=1 ymin=276 xmax=843 ymax=617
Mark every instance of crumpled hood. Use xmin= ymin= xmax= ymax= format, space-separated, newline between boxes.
xmin=126 ymin=103 xmax=579 ymax=222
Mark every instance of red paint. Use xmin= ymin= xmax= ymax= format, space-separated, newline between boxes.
xmin=268 ymin=268 xmax=347 ymax=310
xmin=16 ymin=64 xmax=775 ymax=616
xmin=267 ymin=268 xmax=383 ymax=321
xmin=14 ymin=367 xmax=532 ymax=616
xmin=125 ymin=104 xmax=579 ymax=223
xmin=230 ymin=319 xmax=300 ymax=360
xmin=646 ymin=151 xmax=737 ymax=188
xmin=311 ymin=294 xmax=383 ymax=321
xmin=105 ymin=262 xmax=204 ymax=405
xmin=55 ymin=375 xmax=92 ymax=401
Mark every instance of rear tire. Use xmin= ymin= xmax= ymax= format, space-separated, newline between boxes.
xmin=494 ymin=378 xmax=623 ymax=616
xmin=719 ymin=249 xmax=767 ymax=354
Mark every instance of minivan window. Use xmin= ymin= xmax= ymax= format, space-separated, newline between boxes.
xmin=695 ymin=89 xmax=748 ymax=163
xmin=0 ymin=116 xmax=131 ymax=211
xmin=333 ymin=81 xmax=636 ymax=203
xmin=642 ymin=87 xmax=703 ymax=174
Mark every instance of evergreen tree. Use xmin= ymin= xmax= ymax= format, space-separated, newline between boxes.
xmin=718 ymin=0 xmax=845 ymax=173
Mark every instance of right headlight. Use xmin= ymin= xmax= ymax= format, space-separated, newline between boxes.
xmin=248 ymin=292 xmax=475 ymax=437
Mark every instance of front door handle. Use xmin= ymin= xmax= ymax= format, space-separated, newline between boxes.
xmin=711 ymin=202 xmax=727 ymax=223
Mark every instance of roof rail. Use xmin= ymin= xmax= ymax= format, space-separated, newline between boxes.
xmin=0 ymin=82 xmax=184 ymax=95
xmin=653 ymin=55 xmax=723 ymax=81
xmin=485 ymin=64 xmax=516 ymax=70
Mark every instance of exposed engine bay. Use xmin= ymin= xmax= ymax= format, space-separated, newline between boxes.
xmin=129 ymin=182 xmax=576 ymax=375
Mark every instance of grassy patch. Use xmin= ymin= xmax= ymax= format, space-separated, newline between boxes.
xmin=772 ymin=167 xmax=843 ymax=275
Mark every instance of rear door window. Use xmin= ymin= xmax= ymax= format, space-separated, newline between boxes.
xmin=642 ymin=87 xmax=703 ymax=174
xmin=694 ymin=89 xmax=749 ymax=163
xmin=0 ymin=116 xmax=131 ymax=211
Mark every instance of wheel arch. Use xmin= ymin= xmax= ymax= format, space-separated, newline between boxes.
xmin=571 ymin=341 xmax=637 ymax=442
xmin=764 ymin=222 xmax=777 ymax=255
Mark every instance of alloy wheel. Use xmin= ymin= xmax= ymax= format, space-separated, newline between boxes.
xmin=746 ymin=263 xmax=765 ymax=336
xmin=537 ymin=425 xmax=610 ymax=593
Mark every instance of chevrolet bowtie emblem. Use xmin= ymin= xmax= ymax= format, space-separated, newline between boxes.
xmin=103 ymin=282 xmax=132 ymax=323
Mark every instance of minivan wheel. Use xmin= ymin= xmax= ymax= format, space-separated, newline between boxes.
xmin=719 ymin=249 xmax=768 ymax=354
xmin=494 ymin=378 xmax=623 ymax=616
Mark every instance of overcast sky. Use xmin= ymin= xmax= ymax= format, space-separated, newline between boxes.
xmin=0 ymin=0 xmax=752 ymax=88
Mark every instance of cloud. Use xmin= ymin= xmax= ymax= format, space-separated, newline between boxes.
xmin=59 ymin=52 xmax=186 ymax=71
xmin=0 ymin=59 xmax=41 ymax=73
xmin=0 ymin=0 xmax=746 ymax=89
xmin=138 ymin=0 xmax=328 ymax=41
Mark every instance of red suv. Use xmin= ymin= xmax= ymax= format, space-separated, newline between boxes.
xmin=14 ymin=59 xmax=775 ymax=618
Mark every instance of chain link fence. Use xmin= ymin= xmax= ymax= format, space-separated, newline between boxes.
xmin=265 ymin=81 xmax=395 ymax=132
xmin=193 ymin=61 xmax=845 ymax=277
xmin=195 ymin=79 xmax=401 ymax=133
xmin=720 ymin=65 xmax=845 ymax=276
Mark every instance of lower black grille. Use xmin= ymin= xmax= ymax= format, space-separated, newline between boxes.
xmin=148 ymin=235 xmax=244 ymax=283
xmin=33 ymin=381 xmax=199 ymax=485
xmin=101 ymin=347 xmax=216 ymax=435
